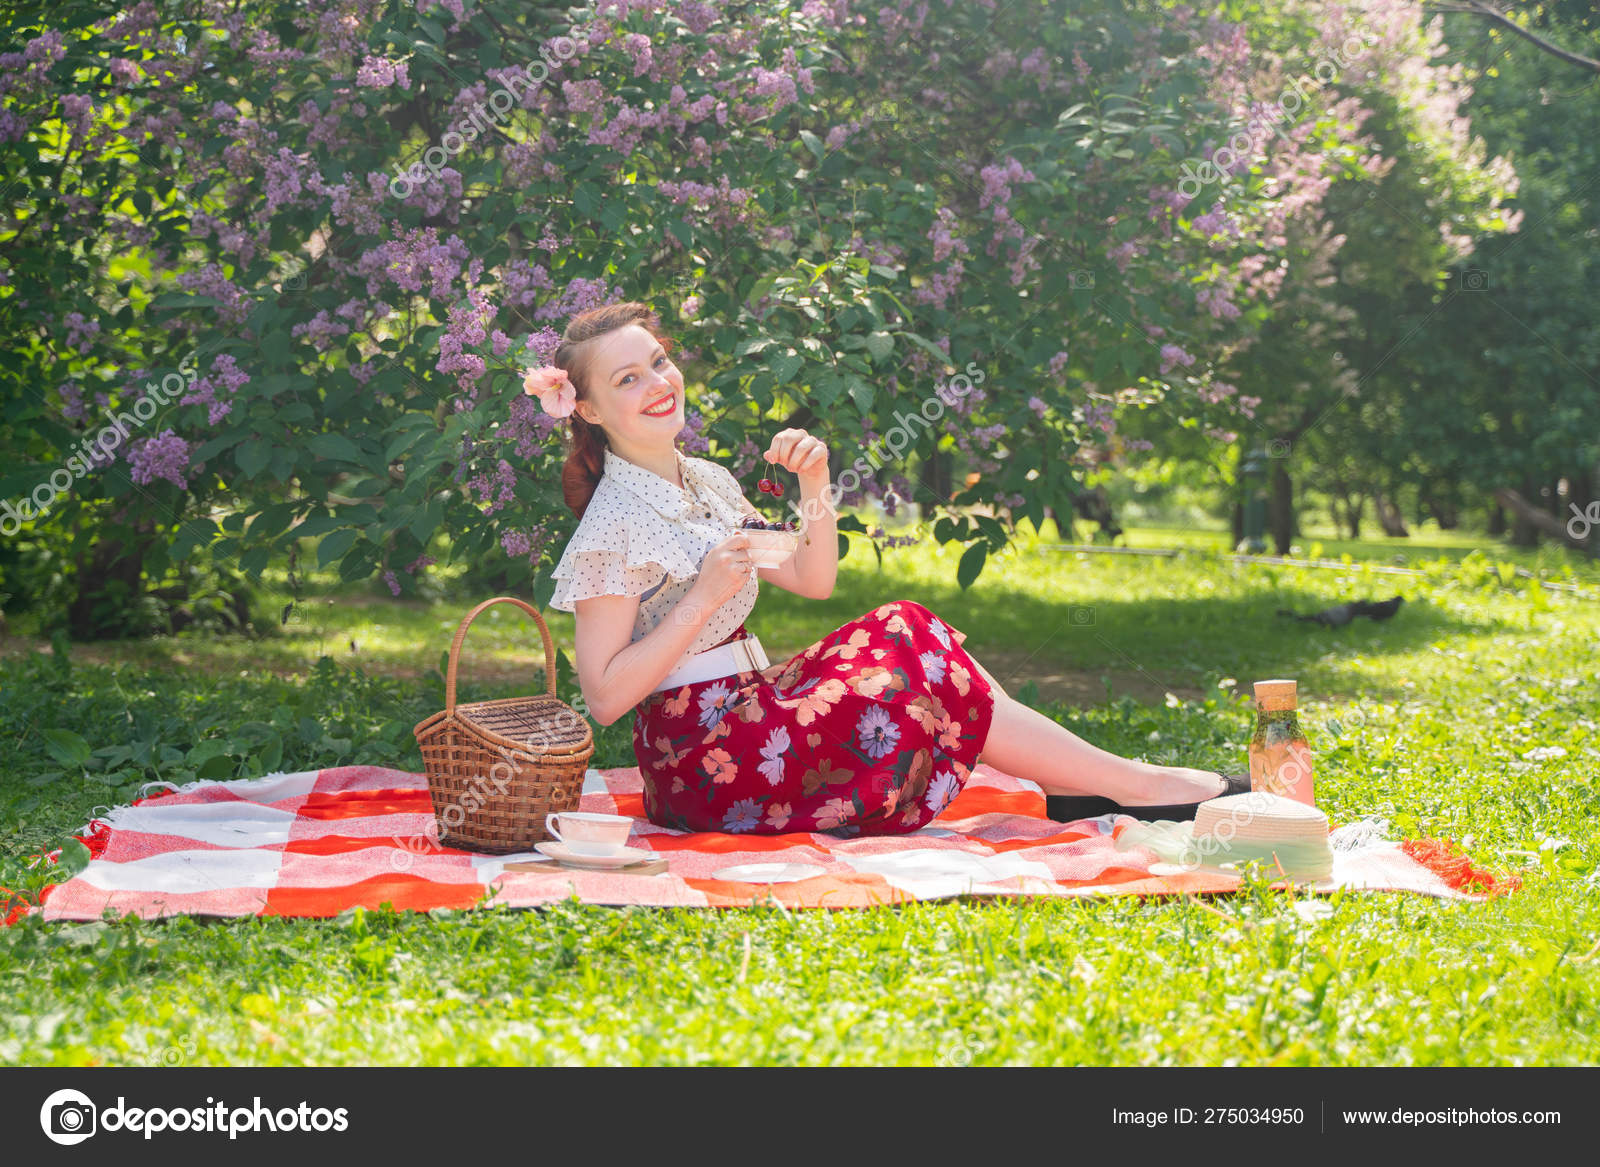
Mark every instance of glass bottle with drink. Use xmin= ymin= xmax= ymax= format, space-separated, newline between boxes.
xmin=1249 ymin=678 xmax=1315 ymax=806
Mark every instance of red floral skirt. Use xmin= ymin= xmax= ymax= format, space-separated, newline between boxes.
xmin=631 ymin=600 xmax=996 ymax=837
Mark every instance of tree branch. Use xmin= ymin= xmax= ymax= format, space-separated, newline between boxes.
xmin=1423 ymin=2 xmax=1600 ymax=74
xmin=1493 ymin=487 xmax=1595 ymax=553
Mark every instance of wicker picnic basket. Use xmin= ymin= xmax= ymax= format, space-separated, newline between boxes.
xmin=412 ymin=596 xmax=593 ymax=854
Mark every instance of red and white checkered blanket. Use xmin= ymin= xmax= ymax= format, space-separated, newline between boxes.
xmin=12 ymin=763 xmax=1512 ymax=922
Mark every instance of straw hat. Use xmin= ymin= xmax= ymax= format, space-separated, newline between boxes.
xmin=1185 ymin=791 xmax=1333 ymax=882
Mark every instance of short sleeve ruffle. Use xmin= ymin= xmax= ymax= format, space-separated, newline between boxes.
xmin=548 ymin=549 xmax=671 ymax=612
xmin=546 ymin=484 xmax=702 ymax=612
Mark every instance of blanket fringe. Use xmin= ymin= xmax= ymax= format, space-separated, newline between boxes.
xmin=0 ymin=814 xmax=120 ymax=927
xmin=1402 ymin=837 xmax=1522 ymax=898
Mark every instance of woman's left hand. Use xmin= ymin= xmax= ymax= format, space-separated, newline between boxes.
xmin=766 ymin=429 xmax=830 ymax=483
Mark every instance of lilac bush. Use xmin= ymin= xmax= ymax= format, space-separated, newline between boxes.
xmin=0 ymin=0 xmax=1516 ymax=619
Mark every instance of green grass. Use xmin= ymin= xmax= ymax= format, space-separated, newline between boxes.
xmin=1 ymin=523 xmax=1596 ymax=1066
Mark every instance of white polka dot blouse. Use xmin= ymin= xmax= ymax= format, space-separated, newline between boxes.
xmin=548 ymin=446 xmax=763 ymax=660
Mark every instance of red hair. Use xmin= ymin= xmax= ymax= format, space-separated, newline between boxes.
xmin=553 ymin=301 xmax=676 ymax=520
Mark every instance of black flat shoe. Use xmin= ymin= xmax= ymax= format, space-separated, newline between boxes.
xmin=1045 ymin=774 xmax=1250 ymax=824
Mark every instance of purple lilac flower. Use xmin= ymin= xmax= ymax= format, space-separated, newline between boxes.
xmin=63 ymin=311 xmax=100 ymax=354
xmin=180 ymin=353 xmax=251 ymax=424
xmin=128 ymin=429 xmax=191 ymax=487
xmin=435 ymin=288 xmax=495 ymax=392
xmin=58 ymin=382 xmax=87 ymax=421
xmin=1158 ymin=344 xmax=1196 ymax=375
xmin=1082 ymin=400 xmax=1116 ymax=436
xmin=532 ymin=276 xmax=620 ymax=323
xmin=356 ymin=55 xmax=411 ymax=89
xmin=291 ymin=310 xmax=352 ymax=353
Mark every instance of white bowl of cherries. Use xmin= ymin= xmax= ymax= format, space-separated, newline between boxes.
xmin=739 ymin=514 xmax=800 ymax=568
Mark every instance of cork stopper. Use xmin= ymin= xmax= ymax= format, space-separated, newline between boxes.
xmin=1254 ymin=678 xmax=1299 ymax=711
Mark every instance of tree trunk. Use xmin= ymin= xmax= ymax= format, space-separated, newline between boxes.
xmin=1231 ymin=499 xmax=1244 ymax=548
xmin=1374 ymin=493 xmax=1410 ymax=537
xmin=1510 ymin=510 xmax=1539 ymax=547
xmin=68 ymin=528 xmax=150 ymax=639
xmin=1071 ymin=484 xmax=1123 ymax=540
xmin=1269 ymin=463 xmax=1294 ymax=555
xmin=1423 ymin=493 xmax=1459 ymax=529
xmin=1487 ymin=502 xmax=1506 ymax=536
xmin=1508 ymin=479 xmax=1542 ymax=547
xmin=916 ymin=444 xmax=952 ymax=520
xmin=1344 ymin=494 xmax=1364 ymax=539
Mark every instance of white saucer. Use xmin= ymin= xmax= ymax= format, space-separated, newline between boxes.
xmin=534 ymin=841 xmax=658 ymax=869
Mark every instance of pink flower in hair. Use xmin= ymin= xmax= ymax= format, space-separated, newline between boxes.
xmin=522 ymin=364 xmax=576 ymax=417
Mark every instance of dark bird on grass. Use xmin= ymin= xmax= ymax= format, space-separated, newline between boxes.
xmin=1276 ymin=595 xmax=1404 ymax=628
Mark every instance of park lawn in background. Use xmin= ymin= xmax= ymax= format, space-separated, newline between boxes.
xmin=1 ymin=526 xmax=1595 ymax=1065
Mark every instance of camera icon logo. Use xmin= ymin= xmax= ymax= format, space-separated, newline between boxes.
xmin=40 ymin=1088 xmax=97 ymax=1145
xmin=1068 ymin=605 xmax=1096 ymax=627
xmin=1461 ymin=267 xmax=1489 ymax=291
xmin=1068 ymin=270 xmax=1095 ymax=290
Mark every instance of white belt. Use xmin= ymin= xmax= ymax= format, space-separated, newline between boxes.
xmin=653 ymin=635 xmax=770 ymax=693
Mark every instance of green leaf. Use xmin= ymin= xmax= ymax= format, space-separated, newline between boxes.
xmin=317 ymin=528 xmax=359 ymax=568
xmin=798 ymin=129 xmax=824 ymax=162
xmin=308 ymin=432 xmax=361 ymax=463
xmin=845 ymin=375 xmax=875 ymax=414
xmin=771 ymin=349 xmax=804 ymax=385
xmin=410 ymin=496 xmax=444 ymax=543
xmin=189 ymin=431 xmax=248 ymax=464
xmin=246 ymin=502 xmax=297 ymax=542
xmin=898 ymin=331 xmax=950 ymax=366
xmin=239 ymin=545 xmax=270 ymax=579
xmin=195 ymin=753 xmax=235 ymax=780
xmin=956 ymin=542 xmax=988 ymax=590
xmin=864 ymin=332 xmax=894 ymax=363
xmin=288 ymin=509 xmax=342 ymax=540
xmin=41 ymin=729 xmax=92 ymax=769
xmin=236 ymin=439 xmax=271 ymax=479
xmin=254 ymin=733 xmax=283 ymax=773
xmin=55 ymin=839 xmax=92 ymax=880
xmin=383 ymin=417 xmax=435 ymax=462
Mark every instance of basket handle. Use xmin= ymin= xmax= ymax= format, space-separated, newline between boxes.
xmin=445 ymin=596 xmax=559 ymax=716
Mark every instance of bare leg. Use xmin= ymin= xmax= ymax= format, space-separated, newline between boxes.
xmin=975 ymin=680 xmax=1226 ymax=806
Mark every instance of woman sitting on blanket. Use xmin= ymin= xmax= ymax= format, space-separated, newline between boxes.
xmin=530 ymin=301 xmax=1247 ymax=839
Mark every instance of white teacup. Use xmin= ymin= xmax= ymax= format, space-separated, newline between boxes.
xmin=545 ymin=811 xmax=633 ymax=856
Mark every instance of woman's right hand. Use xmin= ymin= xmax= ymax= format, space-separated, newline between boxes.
xmin=688 ymin=530 xmax=755 ymax=610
